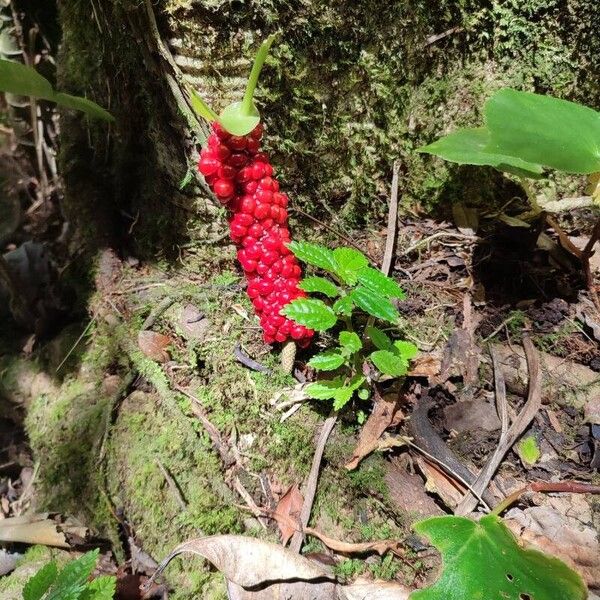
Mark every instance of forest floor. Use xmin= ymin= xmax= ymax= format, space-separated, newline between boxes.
xmin=1 ymin=151 xmax=600 ymax=598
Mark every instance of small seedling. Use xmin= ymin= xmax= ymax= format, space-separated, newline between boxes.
xmin=280 ymin=242 xmax=417 ymax=410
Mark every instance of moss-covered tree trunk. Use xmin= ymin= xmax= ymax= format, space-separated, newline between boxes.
xmin=58 ymin=0 xmax=600 ymax=260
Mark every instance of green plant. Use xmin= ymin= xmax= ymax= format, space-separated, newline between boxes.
xmin=22 ymin=549 xmax=115 ymax=600
xmin=0 ymin=59 xmax=113 ymax=121
xmin=280 ymin=242 xmax=417 ymax=410
xmin=419 ymin=88 xmax=600 ymax=212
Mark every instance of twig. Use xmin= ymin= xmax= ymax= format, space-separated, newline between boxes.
xmin=456 ymin=337 xmax=542 ymax=515
xmin=234 ymin=345 xmax=271 ymax=373
xmin=491 ymin=481 xmax=600 ymax=517
xmin=233 ymin=477 xmax=267 ymax=528
xmin=142 ymin=296 xmax=175 ymax=330
xmin=289 ymin=413 xmax=338 ymax=553
xmin=381 ymin=161 xmax=401 ymax=275
xmin=491 ymin=346 xmax=509 ymax=436
xmin=399 ymin=231 xmax=476 ymax=257
xmin=56 ymin=318 xmax=96 ymax=373
xmin=155 ymin=458 xmax=187 ymax=511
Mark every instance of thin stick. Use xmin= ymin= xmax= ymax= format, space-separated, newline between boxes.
xmin=491 ymin=481 xmax=600 ymax=517
xmin=456 ymin=337 xmax=542 ymax=515
xmin=381 ymin=161 xmax=401 ymax=275
xmin=56 ymin=318 xmax=96 ymax=373
xmin=399 ymin=231 xmax=476 ymax=257
xmin=491 ymin=346 xmax=509 ymax=436
xmin=289 ymin=414 xmax=338 ymax=553
xmin=155 ymin=458 xmax=187 ymax=511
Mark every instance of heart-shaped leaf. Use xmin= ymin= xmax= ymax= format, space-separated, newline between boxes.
xmin=411 ymin=514 xmax=586 ymax=600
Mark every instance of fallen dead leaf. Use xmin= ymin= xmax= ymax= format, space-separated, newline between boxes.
xmin=345 ymin=390 xmax=405 ymax=470
xmin=137 ymin=330 xmax=172 ymax=363
xmin=407 ymin=354 xmax=441 ymax=380
xmin=179 ymin=304 xmax=211 ymax=341
xmin=0 ymin=513 xmax=89 ymax=548
xmin=275 ymin=484 xmax=304 ymax=545
xmin=415 ymin=456 xmax=466 ymax=509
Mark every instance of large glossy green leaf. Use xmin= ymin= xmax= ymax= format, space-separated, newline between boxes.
xmin=370 ymin=350 xmax=408 ymax=377
xmin=307 ymin=350 xmax=345 ymax=371
xmin=486 ymin=88 xmax=600 ymax=174
xmin=299 ymin=276 xmax=339 ymax=298
xmin=351 ymin=286 xmax=399 ymax=323
xmin=357 ymin=267 xmax=406 ymax=299
xmin=287 ymin=241 xmax=338 ymax=273
xmin=54 ymin=93 xmax=114 ymax=122
xmin=281 ymin=298 xmax=337 ymax=331
xmin=366 ymin=326 xmax=394 ymax=351
xmin=418 ymin=127 xmax=544 ymax=178
xmin=411 ymin=514 xmax=586 ymax=600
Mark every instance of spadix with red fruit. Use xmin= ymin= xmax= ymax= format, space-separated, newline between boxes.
xmin=192 ymin=37 xmax=313 ymax=347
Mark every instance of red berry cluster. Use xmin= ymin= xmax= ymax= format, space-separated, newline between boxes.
xmin=198 ymin=122 xmax=314 ymax=346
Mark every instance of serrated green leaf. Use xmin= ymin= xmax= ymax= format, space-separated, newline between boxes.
xmin=306 ymin=378 xmax=344 ymax=400
xmin=411 ymin=514 xmax=586 ymax=600
xmin=351 ymin=287 xmax=399 ymax=323
xmin=281 ymin=298 xmax=337 ymax=331
xmin=418 ymin=126 xmax=544 ymax=178
xmin=517 ymin=435 xmax=540 ymax=466
xmin=287 ymin=241 xmax=338 ymax=273
xmin=298 ymin=276 xmax=339 ymax=298
xmin=370 ymin=350 xmax=408 ymax=377
xmin=339 ymin=331 xmax=362 ymax=354
xmin=332 ymin=375 xmax=365 ymax=411
xmin=366 ymin=326 xmax=394 ymax=351
xmin=332 ymin=295 xmax=353 ymax=316
xmin=393 ymin=340 xmax=418 ymax=361
xmin=357 ymin=267 xmax=406 ymax=299
xmin=23 ymin=561 xmax=58 ymax=600
xmin=333 ymin=247 xmax=369 ymax=284
xmin=486 ymin=88 xmax=600 ymax=174
xmin=307 ymin=350 xmax=345 ymax=371
xmin=46 ymin=549 xmax=99 ymax=600
xmin=80 ymin=575 xmax=117 ymax=600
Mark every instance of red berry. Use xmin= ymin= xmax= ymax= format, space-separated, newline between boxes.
xmin=246 ymin=138 xmax=260 ymax=153
xmin=247 ymin=223 xmax=263 ymax=239
xmin=258 ymin=280 xmax=274 ymax=295
xmin=213 ymin=122 xmax=231 ymax=139
xmin=233 ymin=213 xmax=253 ymax=227
xmin=230 ymin=223 xmax=247 ymax=238
xmin=198 ymin=157 xmax=219 ymax=176
xmin=263 ymin=163 xmax=274 ymax=177
xmin=256 ymin=262 xmax=269 ymax=275
xmin=218 ymin=165 xmax=236 ymax=179
xmin=256 ymin=189 xmax=273 ymax=204
xmin=254 ymin=203 xmax=270 ymax=219
xmin=228 ymin=135 xmax=247 ymax=151
xmin=244 ymin=181 xmax=259 ymax=194
xmin=251 ymin=163 xmax=265 ymax=179
xmin=214 ymin=179 xmax=234 ymax=198
xmin=259 ymin=177 xmax=275 ymax=191
xmin=240 ymin=196 xmax=256 ymax=214
xmin=261 ymin=218 xmax=275 ymax=230
xmin=229 ymin=153 xmax=248 ymax=168
xmin=251 ymin=123 xmax=264 ymax=139
xmin=216 ymin=144 xmax=231 ymax=161
xmin=254 ymin=152 xmax=268 ymax=162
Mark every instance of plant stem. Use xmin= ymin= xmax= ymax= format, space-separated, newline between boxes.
xmin=491 ymin=481 xmax=600 ymax=517
xmin=241 ymin=35 xmax=276 ymax=116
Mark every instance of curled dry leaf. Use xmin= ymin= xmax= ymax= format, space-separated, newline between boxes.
xmin=275 ymin=484 xmax=304 ymax=545
xmin=151 ymin=534 xmax=411 ymax=600
xmin=137 ymin=330 xmax=172 ymax=363
xmin=0 ymin=513 xmax=89 ymax=548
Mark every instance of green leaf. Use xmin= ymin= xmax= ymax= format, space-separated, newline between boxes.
xmin=370 ymin=350 xmax=408 ymax=377
xmin=486 ymin=88 xmax=600 ymax=174
xmin=0 ymin=59 xmax=114 ymax=122
xmin=339 ymin=331 xmax=362 ymax=354
xmin=332 ymin=375 xmax=365 ymax=411
xmin=46 ymin=550 xmax=99 ymax=600
xmin=307 ymin=350 xmax=345 ymax=371
xmin=357 ymin=267 xmax=406 ymax=299
xmin=306 ymin=378 xmax=344 ymax=400
xmin=53 ymin=93 xmax=114 ymax=122
xmin=287 ymin=241 xmax=338 ymax=273
xmin=189 ymin=88 xmax=218 ymax=122
xmin=281 ymin=298 xmax=337 ymax=331
xmin=333 ymin=247 xmax=369 ymax=284
xmin=418 ymin=127 xmax=544 ymax=178
xmin=23 ymin=562 xmax=58 ymax=600
xmin=393 ymin=340 xmax=418 ymax=361
xmin=411 ymin=514 xmax=586 ymax=600
xmin=351 ymin=286 xmax=399 ymax=323
xmin=517 ymin=435 xmax=541 ymax=466
xmin=366 ymin=326 xmax=394 ymax=351
xmin=80 ymin=575 xmax=117 ymax=600
xmin=0 ymin=58 xmax=54 ymax=99
xmin=357 ymin=388 xmax=370 ymax=400
xmin=333 ymin=295 xmax=353 ymax=316
xmin=299 ymin=276 xmax=339 ymax=298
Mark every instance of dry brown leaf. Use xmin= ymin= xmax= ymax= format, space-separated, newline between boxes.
xmin=415 ymin=456 xmax=466 ymax=509
xmin=407 ymin=354 xmax=441 ymax=380
xmin=275 ymin=484 xmax=304 ymax=545
xmin=137 ymin=330 xmax=172 ymax=363
xmin=345 ymin=391 xmax=404 ymax=470
xmin=341 ymin=580 xmax=410 ymax=600
xmin=0 ymin=513 xmax=89 ymax=548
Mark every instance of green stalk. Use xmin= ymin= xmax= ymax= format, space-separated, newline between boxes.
xmin=241 ymin=34 xmax=276 ymax=116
